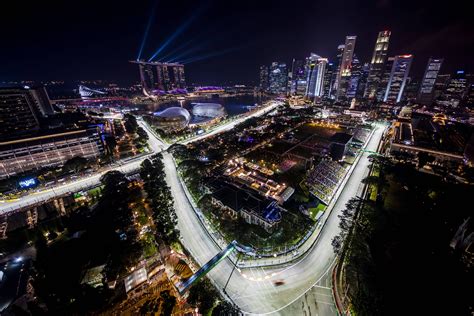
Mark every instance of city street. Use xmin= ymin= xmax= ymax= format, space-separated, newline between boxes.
xmin=0 ymin=108 xmax=384 ymax=315
xmin=0 ymin=101 xmax=279 ymax=215
xmin=161 ymin=125 xmax=385 ymax=314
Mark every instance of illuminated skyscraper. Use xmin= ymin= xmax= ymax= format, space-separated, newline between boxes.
xmin=323 ymin=62 xmax=335 ymax=98
xmin=433 ymin=74 xmax=451 ymax=101
xmin=383 ymin=54 xmax=413 ymax=103
xmin=335 ymin=36 xmax=357 ymax=101
xmin=269 ymin=62 xmax=288 ymax=94
xmin=330 ymin=45 xmax=345 ymax=99
xmin=305 ymin=54 xmax=327 ymax=98
xmin=131 ymin=61 xmax=186 ymax=96
xmin=356 ymin=62 xmax=370 ymax=99
xmin=377 ymin=57 xmax=394 ymax=101
xmin=346 ymin=54 xmax=362 ymax=99
xmin=259 ymin=65 xmax=269 ymax=91
xmin=290 ymin=59 xmax=306 ymax=96
xmin=442 ymin=70 xmax=469 ymax=107
xmin=418 ymin=58 xmax=443 ymax=105
xmin=364 ymin=30 xmax=391 ymax=99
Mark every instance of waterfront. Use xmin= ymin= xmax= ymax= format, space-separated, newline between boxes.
xmin=139 ymin=94 xmax=269 ymax=122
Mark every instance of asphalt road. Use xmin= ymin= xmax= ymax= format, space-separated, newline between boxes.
xmin=0 ymin=101 xmax=279 ymax=215
xmin=0 ymin=106 xmax=384 ymax=315
xmin=161 ymin=125 xmax=385 ymax=315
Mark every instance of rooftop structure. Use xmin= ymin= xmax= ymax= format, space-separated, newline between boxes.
xmin=152 ymin=107 xmax=191 ymax=131
xmin=224 ymin=158 xmax=294 ymax=204
xmin=0 ymin=127 xmax=104 ymax=179
xmin=210 ymin=180 xmax=282 ymax=232
xmin=131 ymin=60 xmax=186 ymax=97
xmin=191 ymin=103 xmax=226 ymax=118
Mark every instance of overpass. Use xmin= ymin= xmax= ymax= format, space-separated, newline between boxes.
xmin=177 ymin=241 xmax=255 ymax=295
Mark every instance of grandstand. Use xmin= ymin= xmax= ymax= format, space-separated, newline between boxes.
xmin=307 ymin=160 xmax=347 ymax=205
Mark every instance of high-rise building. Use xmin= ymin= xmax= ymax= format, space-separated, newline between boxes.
xmin=323 ymin=62 xmax=335 ymax=98
xmin=465 ymin=82 xmax=474 ymax=108
xmin=383 ymin=54 xmax=413 ymax=103
xmin=28 ymin=86 xmax=55 ymax=117
xmin=441 ymin=70 xmax=469 ymax=107
xmin=377 ymin=57 xmax=395 ymax=101
xmin=335 ymin=36 xmax=357 ymax=101
xmin=404 ymin=78 xmax=420 ymax=102
xmin=365 ymin=30 xmax=391 ymax=99
xmin=269 ymin=62 xmax=288 ymax=94
xmin=131 ymin=61 xmax=186 ymax=96
xmin=417 ymin=58 xmax=444 ymax=105
xmin=433 ymin=74 xmax=451 ymax=101
xmin=331 ymin=45 xmax=345 ymax=99
xmin=0 ymin=86 xmax=55 ymax=140
xmin=259 ymin=65 xmax=269 ymax=92
xmin=290 ymin=59 xmax=306 ymax=95
xmin=305 ymin=54 xmax=328 ymax=98
xmin=346 ymin=54 xmax=362 ymax=99
xmin=356 ymin=63 xmax=370 ymax=99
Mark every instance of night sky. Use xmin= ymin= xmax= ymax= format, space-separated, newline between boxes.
xmin=1 ymin=0 xmax=472 ymax=85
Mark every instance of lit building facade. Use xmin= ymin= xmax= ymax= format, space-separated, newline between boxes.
xmin=441 ymin=70 xmax=469 ymax=107
xmin=323 ymin=62 xmax=335 ymax=98
xmin=152 ymin=107 xmax=191 ymax=131
xmin=132 ymin=61 xmax=186 ymax=96
xmin=418 ymin=58 xmax=444 ymax=105
xmin=0 ymin=86 xmax=55 ymax=141
xmin=290 ymin=59 xmax=306 ymax=96
xmin=356 ymin=62 xmax=370 ymax=99
xmin=0 ymin=127 xmax=104 ymax=179
xmin=377 ymin=57 xmax=395 ymax=101
xmin=269 ymin=62 xmax=288 ymax=95
xmin=305 ymin=54 xmax=327 ymax=98
xmin=331 ymin=45 xmax=345 ymax=99
xmin=364 ymin=30 xmax=391 ymax=99
xmin=433 ymin=74 xmax=451 ymax=101
xmin=383 ymin=54 xmax=413 ymax=103
xmin=346 ymin=54 xmax=362 ymax=99
xmin=335 ymin=36 xmax=357 ymax=101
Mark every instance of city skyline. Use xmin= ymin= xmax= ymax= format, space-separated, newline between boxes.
xmin=1 ymin=0 xmax=473 ymax=85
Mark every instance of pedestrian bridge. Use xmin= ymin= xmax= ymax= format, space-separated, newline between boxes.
xmin=177 ymin=240 xmax=254 ymax=294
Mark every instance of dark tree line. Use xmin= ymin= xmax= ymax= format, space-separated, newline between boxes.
xmin=124 ymin=113 xmax=149 ymax=150
xmin=140 ymin=153 xmax=180 ymax=244
xmin=187 ymin=278 xmax=239 ymax=315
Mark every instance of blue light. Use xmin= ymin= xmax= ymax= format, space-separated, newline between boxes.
xmin=19 ymin=178 xmax=37 ymax=189
xmin=148 ymin=4 xmax=207 ymax=61
xmin=136 ymin=0 xmax=159 ymax=61
xmin=181 ymin=47 xmax=239 ymax=64
xmin=156 ymin=37 xmax=199 ymax=62
xmin=167 ymin=42 xmax=209 ymax=63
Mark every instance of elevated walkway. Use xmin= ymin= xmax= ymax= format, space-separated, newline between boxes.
xmin=177 ymin=240 xmax=254 ymax=294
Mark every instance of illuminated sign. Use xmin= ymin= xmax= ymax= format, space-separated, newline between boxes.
xmin=19 ymin=178 xmax=37 ymax=189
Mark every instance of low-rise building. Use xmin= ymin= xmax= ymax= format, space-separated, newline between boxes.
xmin=210 ymin=181 xmax=282 ymax=232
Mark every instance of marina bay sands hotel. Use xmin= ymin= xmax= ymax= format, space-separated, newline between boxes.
xmin=131 ymin=60 xmax=186 ymax=97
